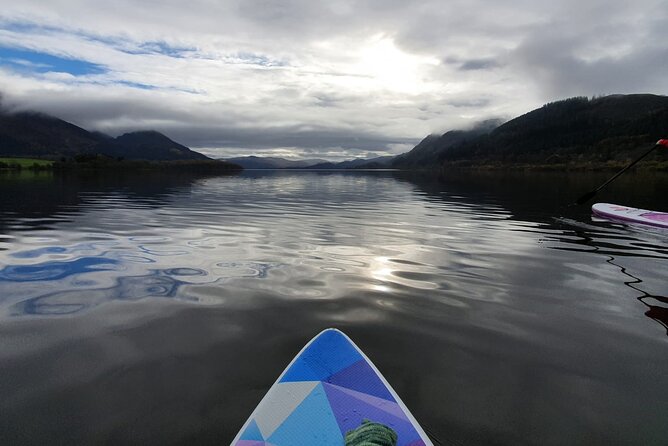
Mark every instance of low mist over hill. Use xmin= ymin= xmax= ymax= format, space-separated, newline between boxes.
xmin=0 ymin=110 xmax=209 ymax=161
xmin=392 ymin=120 xmax=502 ymax=169
xmin=0 ymin=111 xmax=103 ymax=158
xmin=394 ymin=94 xmax=668 ymax=169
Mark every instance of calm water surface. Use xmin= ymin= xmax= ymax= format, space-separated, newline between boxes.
xmin=1 ymin=170 xmax=667 ymax=445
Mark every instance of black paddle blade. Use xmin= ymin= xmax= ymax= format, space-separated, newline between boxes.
xmin=575 ymin=190 xmax=597 ymax=205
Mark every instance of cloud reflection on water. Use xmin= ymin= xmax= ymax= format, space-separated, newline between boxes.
xmin=0 ymin=171 xmax=666 ymax=332
xmin=0 ymin=256 xmax=120 ymax=282
xmin=0 ymin=236 xmax=283 ymax=316
xmin=1 ymin=171 xmax=668 ymax=445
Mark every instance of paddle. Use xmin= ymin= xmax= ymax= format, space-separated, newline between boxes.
xmin=574 ymin=139 xmax=668 ymax=205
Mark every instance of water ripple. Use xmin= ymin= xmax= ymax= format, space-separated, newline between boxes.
xmin=2 ymin=170 xmax=668 ymax=445
xmin=0 ymin=171 xmax=666 ymax=348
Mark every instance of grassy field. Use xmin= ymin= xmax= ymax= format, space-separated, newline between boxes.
xmin=0 ymin=158 xmax=54 ymax=168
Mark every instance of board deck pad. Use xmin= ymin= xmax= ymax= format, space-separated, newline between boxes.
xmin=592 ymin=203 xmax=668 ymax=229
xmin=232 ymin=329 xmax=432 ymax=446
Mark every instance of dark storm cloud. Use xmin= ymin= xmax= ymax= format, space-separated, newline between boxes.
xmin=170 ymin=125 xmax=416 ymax=152
xmin=444 ymin=56 xmax=503 ymax=71
xmin=459 ymin=58 xmax=502 ymax=71
xmin=446 ymin=98 xmax=493 ymax=108
xmin=12 ymin=91 xmax=192 ymax=124
xmin=511 ymin=29 xmax=668 ymax=97
xmin=505 ymin=1 xmax=668 ymax=97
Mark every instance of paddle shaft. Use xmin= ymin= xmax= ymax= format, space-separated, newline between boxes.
xmin=575 ymin=141 xmax=664 ymax=205
xmin=593 ymin=143 xmax=659 ymax=192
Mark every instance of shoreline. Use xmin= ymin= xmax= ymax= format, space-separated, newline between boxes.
xmin=0 ymin=158 xmax=243 ymax=173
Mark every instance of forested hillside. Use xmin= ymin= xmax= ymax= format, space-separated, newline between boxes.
xmin=394 ymin=95 xmax=668 ymax=170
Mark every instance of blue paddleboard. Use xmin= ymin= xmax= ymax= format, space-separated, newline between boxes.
xmin=232 ymin=328 xmax=432 ymax=445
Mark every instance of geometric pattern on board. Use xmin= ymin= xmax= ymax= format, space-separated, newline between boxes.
xmin=232 ymin=329 xmax=432 ymax=445
xmin=252 ymin=381 xmax=318 ymax=438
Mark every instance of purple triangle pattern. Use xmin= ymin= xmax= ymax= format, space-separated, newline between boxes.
xmin=323 ymin=382 xmax=423 ymax=445
xmin=326 ymin=359 xmax=396 ymax=402
xmin=325 ymin=383 xmax=406 ymax=419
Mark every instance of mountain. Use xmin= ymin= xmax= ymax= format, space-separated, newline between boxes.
xmin=224 ymin=156 xmax=328 ymax=169
xmin=0 ymin=111 xmax=104 ymax=157
xmin=0 ymin=110 xmax=211 ymax=161
xmin=440 ymin=94 xmax=668 ymax=166
xmin=398 ymin=94 xmax=668 ymax=169
xmin=102 ymin=131 xmax=209 ymax=161
xmin=225 ymin=155 xmax=396 ymax=169
xmin=307 ymin=155 xmax=396 ymax=169
xmin=391 ymin=119 xmax=502 ymax=169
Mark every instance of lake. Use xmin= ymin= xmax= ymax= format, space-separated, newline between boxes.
xmin=1 ymin=169 xmax=667 ymax=445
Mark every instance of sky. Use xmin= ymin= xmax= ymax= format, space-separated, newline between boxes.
xmin=0 ymin=0 xmax=666 ymax=160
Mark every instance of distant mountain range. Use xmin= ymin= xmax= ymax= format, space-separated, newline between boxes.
xmin=306 ymin=156 xmax=395 ymax=169
xmin=225 ymin=155 xmax=396 ymax=169
xmin=224 ymin=156 xmax=329 ymax=169
xmin=392 ymin=94 xmax=668 ymax=169
xmin=0 ymin=111 xmax=209 ymax=161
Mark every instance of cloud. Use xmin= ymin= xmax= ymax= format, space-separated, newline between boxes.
xmin=510 ymin=18 xmax=668 ymax=97
xmin=0 ymin=0 xmax=666 ymax=159
xmin=443 ymin=55 xmax=504 ymax=72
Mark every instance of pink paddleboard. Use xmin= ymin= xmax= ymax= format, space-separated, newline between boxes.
xmin=592 ymin=203 xmax=668 ymax=229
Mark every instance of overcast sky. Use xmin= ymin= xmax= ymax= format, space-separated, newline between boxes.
xmin=0 ymin=0 xmax=666 ymax=159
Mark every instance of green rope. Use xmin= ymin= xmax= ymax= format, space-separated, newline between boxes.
xmin=344 ymin=419 xmax=398 ymax=446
